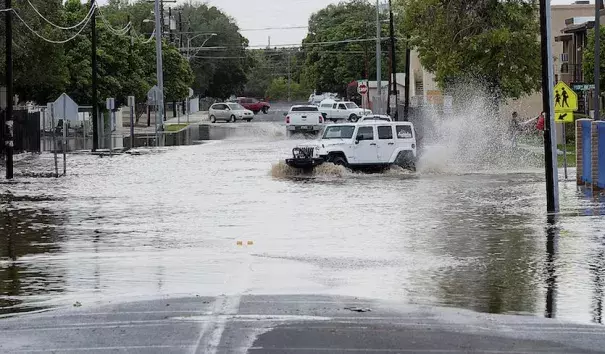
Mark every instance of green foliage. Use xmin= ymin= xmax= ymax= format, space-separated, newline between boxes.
xmin=177 ymin=2 xmax=252 ymax=99
xmin=583 ymin=25 xmax=605 ymax=93
xmin=301 ymin=0 xmax=399 ymax=93
xmin=244 ymin=48 xmax=306 ymax=99
xmin=399 ymin=0 xmax=541 ymax=101
xmin=0 ymin=0 xmax=198 ymax=106
xmin=265 ymin=77 xmax=309 ymax=101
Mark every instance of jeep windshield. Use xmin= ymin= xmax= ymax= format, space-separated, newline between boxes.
xmin=345 ymin=102 xmax=359 ymax=109
xmin=322 ymin=125 xmax=355 ymax=139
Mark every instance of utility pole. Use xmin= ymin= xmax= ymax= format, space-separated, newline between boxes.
xmin=154 ymin=0 xmax=165 ymax=136
xmin=287 ymin=51 xmax=291 ymax=102
xmin=375 ymin=0 xmax=382 ymax=115
xmin=168 ymin=7 xmax=174 ymax=44
xmin=388 ymin=0 xmax=398 ymax=120
xmin=91 ymin=0 xmax=99 ymax=151
xmin=403 ymin=42 xmax=410 ymax=121
xmin=387 ymin=44 xmax=392 ymax=116
xmin=539 ymin=0 xmax=560 ymax=213
xmin=595 ymin=0 xmax=601 ymax=120
xmin=5 ymin=0 xmax=13 ymax=179
xmin=179 ymin=10 xmax=185 ymax=115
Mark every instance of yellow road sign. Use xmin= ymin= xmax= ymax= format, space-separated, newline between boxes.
xmin=554 ymin=81 xmax=578 ymax=112
xmin=555 ymin=111 xmax=573 ymax=123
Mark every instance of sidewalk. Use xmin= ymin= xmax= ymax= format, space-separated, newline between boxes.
xmin=118 ymin=111 xmax=209 ymax=135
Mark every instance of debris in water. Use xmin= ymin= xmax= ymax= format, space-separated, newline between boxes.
xmin=73 ymin=301 xmax=82 ymax=307
xmin=344 ymin=306 xmax=371 ymax=313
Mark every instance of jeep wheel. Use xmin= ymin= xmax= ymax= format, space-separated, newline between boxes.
xmin=262 ymin=107 xmax=269 ymax=114
xmin=331 ymin=156 xmax=348 ymax=168
xmin=230 ymin=115 xmax=236 ymax=123
xmin=349 ymin=114 xmax=358 ymax=122
xmin=244 ymin=118 xmax=252 ymax=122
xmin=253 ymin=110 xmax=260 ymax=115
xmin=210 ymin=115 xmax=216 ymax=123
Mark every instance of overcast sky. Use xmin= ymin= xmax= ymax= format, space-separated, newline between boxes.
xmin=93 ymin=0 xmax=584 ymax=47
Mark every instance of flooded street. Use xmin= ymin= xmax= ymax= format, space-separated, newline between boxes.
xmin=1 ymin=126 xmax=605 ymax=326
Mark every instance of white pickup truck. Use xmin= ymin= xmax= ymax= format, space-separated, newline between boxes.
xmin=285 ymin=121 xmax=417 ymax=172
xmin=318 ymin=99 xmax=371 ymax=123
xmin=284 ymin=105 xmax=324 ymax=136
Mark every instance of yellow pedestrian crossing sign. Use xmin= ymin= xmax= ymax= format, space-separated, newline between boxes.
xmin=554 ymin=81 xmax=577 ymax=112
xmin=555 ymin=111 xmax=573 ymax=123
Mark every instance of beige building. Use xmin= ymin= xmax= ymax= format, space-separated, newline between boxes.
xmin=408 ymin=1 xmax=596 ymax=126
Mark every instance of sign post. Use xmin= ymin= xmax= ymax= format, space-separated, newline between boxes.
xmin=106 ymin=98 xmax=115 ymax=154
xmin=128 ymin=96 xmax=135 ymax=149
xmin=553 ymin=81 xmax=578 ymax=180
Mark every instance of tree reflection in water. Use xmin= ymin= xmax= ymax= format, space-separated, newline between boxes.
xmin=0 ymin=192 xmax=66 ymax=314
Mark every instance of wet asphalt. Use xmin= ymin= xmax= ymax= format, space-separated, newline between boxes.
xmin=2 ymin=294 xmax=605 ymax=353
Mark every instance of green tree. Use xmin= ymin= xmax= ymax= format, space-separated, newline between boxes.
xmin=178 ymin=2 xmax=252 ymax=99
xmin=301 ymin=0 xmax=398 ymax=93
xmin=399 ymin=0 xmax=541 ymax=102
xmin=0 ymin=0 xmax=70 ymax=103
xmin=583 ymin=25 xmax=605 ymax=93
xmin=265 ymin=77 xmax=309 ymax=101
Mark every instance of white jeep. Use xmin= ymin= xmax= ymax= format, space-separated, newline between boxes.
xmin=285 ymin=121 xmax=417 ymax=172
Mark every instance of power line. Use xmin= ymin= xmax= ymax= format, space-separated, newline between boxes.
xmin=12 ymin=8 xmax=93 ymax=44
xmin=239 ymin=25 xmax=308 ymax=32
xmin=24 ymin=0 xmax=96 ymax=30
xmin=96 ymin=5 xmax=131 ymax=36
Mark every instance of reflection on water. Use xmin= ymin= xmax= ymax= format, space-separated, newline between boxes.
xmin=0 ymin=138 xmax=605 ymax=325
xmin=545 ymin=215 xmax=558 ymax=319
xmin=0 ymin=195 xmax=66 ymax=314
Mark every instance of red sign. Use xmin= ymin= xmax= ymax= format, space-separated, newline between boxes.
xmin=358 ymin=84 xmax=368 ymax=94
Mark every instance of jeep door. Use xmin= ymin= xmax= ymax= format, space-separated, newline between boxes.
xmin=353 ymin=125 xmax=378 ymax=164
xmin=376 ymin=125 xmax=396 ymax=163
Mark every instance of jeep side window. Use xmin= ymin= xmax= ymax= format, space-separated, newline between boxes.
xmin=338 ymin=103 xmax=347 ymax=110
xmin=378 ymin=126 xmax=393 ymax=139
xmin=356 ymin=126 xmax=374 ymax=141
xmin=396 ymin=125 xmax=413 ymax=139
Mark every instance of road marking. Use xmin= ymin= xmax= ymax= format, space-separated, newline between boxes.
xmin=191 ymin=295 xmax=242 ymax=354
xmin=12 ymin=344 xmax=192 ymax=352
xmin=248 ymin=348 xmax=569 ymax=353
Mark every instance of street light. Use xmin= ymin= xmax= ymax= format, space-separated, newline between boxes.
xmin=186 ymin=33 xmax=217 ymax=60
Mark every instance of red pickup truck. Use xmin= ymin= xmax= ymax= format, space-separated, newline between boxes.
xmin=235 ymin=97 xmax=270 ymax=114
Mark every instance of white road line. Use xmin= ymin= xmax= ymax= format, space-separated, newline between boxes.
xmin=11 ymin=344 xmax=192 ymax=353
xmin=206 ymin=295 xmax=242 ymax=354
xmin=248 ymin=348 xmax=569 ymax=353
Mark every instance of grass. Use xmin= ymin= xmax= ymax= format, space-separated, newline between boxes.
xmin=164 ymin=123 xmax=189 ymax=132
xmin=557 ymin=144 xmax=576 ymax=168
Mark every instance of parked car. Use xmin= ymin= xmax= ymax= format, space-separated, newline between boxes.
xmin=209 ymin=102 xmax=254 ymax=123
xmin=235 ymin=97 xmax=270 ymax=114
xmin=284 ymin=105 xmax=324 ymax=136
xmin=318 ymin=99 xmax=371 ymax=123
xmin=285 ymin=121 xmax=417 ymax=172
xmin=359 ymin=114 xmax=392 ymax=122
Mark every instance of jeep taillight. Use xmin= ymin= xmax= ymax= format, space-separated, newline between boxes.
xmin=286 ymin=116 xmax=290 ymax=124
xmin=319 ymin=116 xmax=323 ymax=123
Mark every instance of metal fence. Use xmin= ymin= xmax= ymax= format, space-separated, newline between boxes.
xmin=1 ymin=109 xmax=41 ymax=155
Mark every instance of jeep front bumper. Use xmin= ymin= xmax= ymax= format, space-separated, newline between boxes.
xmin=285 ymin=147 xmax=325 ymax=170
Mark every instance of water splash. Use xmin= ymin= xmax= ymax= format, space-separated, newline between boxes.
xmin=270 ymin=161 xmax=346 ymax=179
xmin=413 ymin=82 xmax=543 ymax=175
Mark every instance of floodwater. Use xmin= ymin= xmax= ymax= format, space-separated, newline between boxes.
xmin=1 ymin=124 xmax=605 ymax=327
